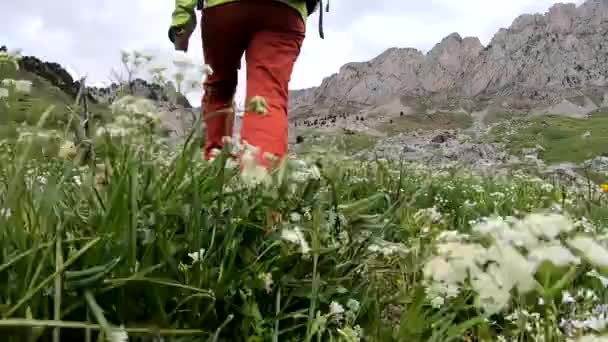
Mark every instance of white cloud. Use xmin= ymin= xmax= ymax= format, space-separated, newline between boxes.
xmin=0 ymin=0 xmax=589 ymax=107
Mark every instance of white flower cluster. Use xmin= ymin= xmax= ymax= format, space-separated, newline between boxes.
xmin=288 ymin=159 xmax=321 ymax=183
xmin=94 ymin=95 xmax=172 ymax=141
xmin=414 ymin=206 xmax=443 ymax=225
xmin=16 ymin=127 xmax=62 ymax=144
xmin=367 ymin=239 xmax=409 ymax=258
xmin=240 ymin=141 xmax=273 ymax=187
xmin=424 ymin=212 xmax=608 ymax=314
xmin=281 ymin=226 xmax=310 ymax=256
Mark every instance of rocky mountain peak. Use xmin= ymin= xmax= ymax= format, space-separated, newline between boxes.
xmin=290 ymin=0 xmax=608 ymax=118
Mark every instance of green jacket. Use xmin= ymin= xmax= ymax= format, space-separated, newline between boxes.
xmin=171 ymin=0 xmax=308 ymax=30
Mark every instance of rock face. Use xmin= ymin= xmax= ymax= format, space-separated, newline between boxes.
xmin=290 ymin=0 xmax=608 ymax=117
xmin=584 ymin=156 xmax=608 ymax=174
xmin=353 ymin=129 xmax=511 ymax=172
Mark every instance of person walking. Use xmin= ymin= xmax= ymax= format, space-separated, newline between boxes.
xmin=169 ymin=0 xmax=327 ymax=171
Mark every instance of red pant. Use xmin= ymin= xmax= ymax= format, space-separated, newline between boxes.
xmin=200 ymin=0 xmax=306 ymax=169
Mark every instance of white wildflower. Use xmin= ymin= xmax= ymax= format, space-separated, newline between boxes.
xmin=259 ymin=273 xmax=273 ymax=294
xmin=188 ymin=248 xmax=206 ymax=264
xmin=72 ymin=175 xmax=82 ymax=186
xmin=575 ymin=217 xmax=596 ymax=233
xmin=490 ymin=192 xmax=506 ymax=200
xmin=528 ymin=243 xmax=580 ymax=268
xmin=173 ymin=54 xmax=194 ymax=69
xmin=584 ymin=315 xmax=608 ymax=332
xmin=430 ymin=296 xmax=445 ymax=308
xmin=367 ymin=240 xmax=409 ymax=257
xmin=437 ymin=242 xmax=487 ymax=282
xmin=240 ymin=142 xmax=271 ymax=187
xmin=541 ymin=183 xmax=554 ymax=192
xmin=59 ymin=140 xmax=78 ymax=160
xmin=568 ymin=236 xmax=608 ymax=268
xmin=108 ymin=325 xmax=128 ymax=342
xmin=562 ymin=291 xmax=575 ymax=304
xmin=423 ymin=257 xmax=454 ymax=284
xmin=436 ymin=230 xmax=467 ymax=242
xmin=485 ymin=244 xmax=537 ymax=293
xmin=346 ymin=298 xmax=360 ymax=313
xmin=472 ymin=185 xmax=484 ymax=193
xmin=414 ymin=206 xmax=442 ymax=224
xmin=330 ymin=301 xmax=345 ymax=316
xmin=281 ymin=227 xmax=310 ymax=255
xmin=289 ymin=212 xmax=302 ymax=223
xmin=516 ymin=213 xmax=574 ymax=241
xmin=114 ymin=115 xmax=133 ymax=126
xmin=464 ymin=199 xmax=476 ymax=208
xmin=470 ymin=270 xmax=511 ymax=315
xmin=37 ymin=175 xmax=47 ymax=185
xmin=473 ymin=216 xmax=510 ymax=237
xmin=96 ymin=126 xmax=129 ymax=138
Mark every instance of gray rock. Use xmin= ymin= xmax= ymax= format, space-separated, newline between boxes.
xmin=290 ymin=0 xmax=608 ymax=119
xmin=583 ymin=156 xmax=608 ymax=174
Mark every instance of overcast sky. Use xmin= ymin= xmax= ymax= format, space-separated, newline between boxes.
xmin=0 ymin=0 xmax=585 ymax=106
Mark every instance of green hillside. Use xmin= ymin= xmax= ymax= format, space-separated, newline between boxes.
xmin=489 ymin=113 xmax=608 ymax=164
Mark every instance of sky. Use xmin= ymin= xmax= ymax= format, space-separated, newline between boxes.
xmin=0 ymin=0 xmax=586 ymax=107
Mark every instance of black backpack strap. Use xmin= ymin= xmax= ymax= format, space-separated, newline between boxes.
xmin=318 ymin=0 xmax=329 ymax=39
xmin=318 ymin=0 xmax=324 ymax=39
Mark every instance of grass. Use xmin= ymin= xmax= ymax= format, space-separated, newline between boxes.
xmin=0 ymin=67 xmax=111 ymax=129
xmin=381 ymin=112 xmax=473 ymax=135
xmin=2 ymin=52 xmax=608 ymax=342
xmin=489 ymin=113 xmax=608 ymax=164
xmin=294 ymin=129 xmax=379 ymax=155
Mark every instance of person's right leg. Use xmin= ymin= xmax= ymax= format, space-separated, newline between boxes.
xmin=200 ymin=3 xmax=250 ymax=160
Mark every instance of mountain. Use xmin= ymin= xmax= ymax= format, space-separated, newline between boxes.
xmin=289 ymin=0 xmax=608 ymax=121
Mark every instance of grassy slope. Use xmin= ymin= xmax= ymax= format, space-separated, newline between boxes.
xmin=0 ymin=67 xmax=111 ymax=138
xmin=489 ymin=112 xmax=608 ymax=164
xmin=292 ymin=111 xmax=474 ymax=156
xmin=292 ymin=127 xmax=379 ymax=155
xmin=380 ymin=112 xmax=473 ymax=136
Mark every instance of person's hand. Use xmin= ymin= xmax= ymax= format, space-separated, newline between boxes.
xmin=172 ymin=28 xmax=192 ymax=52
xmin=168 ymin=12 xmax=196 ymax=52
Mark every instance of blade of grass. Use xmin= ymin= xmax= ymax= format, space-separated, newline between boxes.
xmin=53 ymin=223 xmax=63 ymax=342
xmin=4 ymin=237 xmax=101 ymax=317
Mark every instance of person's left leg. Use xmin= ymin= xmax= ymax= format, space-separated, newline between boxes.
xmin=240 ymin=2 xmax=306 ymax=170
